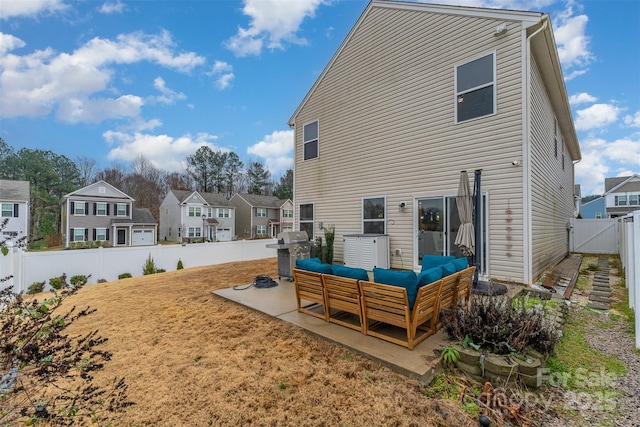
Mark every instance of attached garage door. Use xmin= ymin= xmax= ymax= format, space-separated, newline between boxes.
xmin=132 ymin=229 xmax=154 ymax=246
xmin=217 ymin=228 xmax=231 ymax=241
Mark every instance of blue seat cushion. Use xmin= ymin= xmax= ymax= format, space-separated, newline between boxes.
xmin=373 ymin=268 xmax=418 ymax=308
xmin=452 ymin=257 xmax=469 ymax=272
xmin=421 ymin=255 xmax=456 ymax=271
xmin=296 ymin=258 xmax=332 ymax=274
xmin=417 ymin=266 xmax=443 ymax=288
xmin=441 ymin=261 xmax=457 ymax=276
xmin=332 ymin=264 xmax=369 ymax=281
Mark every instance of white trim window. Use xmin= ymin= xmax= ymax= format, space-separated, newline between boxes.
xmin=73 ymin=228 xmax=85 ymax=242
xmin=96 ymin=202 xmax=107 ymax=216
xmin=217 ymin=208 xmax=230 ymax=218
xmin=615 ymin=195 xmax=627 ymax=206
xmin=299 ymin=203 xmax=314 ymax=239
xmin=188 ymin=206 xmax=202 ymax=217
xmin=74 ymin=201 xmax=87 ymax=215
xmin=117 ymin=203 xmax=127 ymax=217
xmin=303 ymin=120 xmax=319 ymax=160
xmin=188 ymin=227 xmax=202 ymax=238
xmin=95 ymin=228 xmax=107 ymax=241
xmin=256 ymin=225 xmax=267 ymax=236
xmin=595 ymin=212 xmax=602 ymax=219
xmin=363 ymin=197 xmax=386 ymax=234
xmin=1 ymin=203 xmax=13 ymax=217
xmin=256 ymin=208 xmax=267 ymax=217
xmin=629 ymin=194 xmax=639 ymax=206
xmin=283 ymin=209 xmax=293 ymax=218
xmin=455 ymin=52 xmax=496 ymax=123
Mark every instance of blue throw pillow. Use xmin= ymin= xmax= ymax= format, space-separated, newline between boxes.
xmin=307 ymin=257 xmax=322 ymax=264
xmin=421 ymin=255 xmax=456 ymax=271
xmin=373 ymin=268 xmax=418 ymax=308
xmin=417 ymin=266 xmax=443 ymax=288
xmin=452 ymin=257 xmax=469 ymax=272
xmin=332 ymin=264 xmax=369 ymax=281
xmin=296 ymin=258 xmax=332 ymax=274
xmin=441 ymin=261 xmax=457 ymax=276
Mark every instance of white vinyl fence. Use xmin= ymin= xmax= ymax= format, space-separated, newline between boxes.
xmin=0 ymin=239 xmax=277 ymax=294
xmin=617 ymin=211 xmax=640 ymax=349
xmin=570 ymin=218 xmax=619 ymax=254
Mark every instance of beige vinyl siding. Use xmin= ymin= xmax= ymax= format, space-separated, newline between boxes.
xmin=529 ymin=56 xmax=575 ymax=280
xmin=293 ymin=6 xmax=528 ymax=282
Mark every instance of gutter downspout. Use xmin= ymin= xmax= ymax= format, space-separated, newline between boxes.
xmin=523 ymin=16 xmax=548 ymax=285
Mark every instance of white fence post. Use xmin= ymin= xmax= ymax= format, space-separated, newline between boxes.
xmin=631 ymin=211 xmax=640 ymax=349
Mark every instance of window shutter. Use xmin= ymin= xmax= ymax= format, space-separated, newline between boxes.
xmin=126 ymin=205 xmax=130 ymax=217
xmin=71 ymin=201 xmax=75 ymax=214
xmin=85 ymin=202 xmax=89 ymax=213
xmin=93 ymin=229 xmax=96 ymax=240
xmin=114 ymin=203 xmax=117 ymax=214
xmin=106 ymin=229 xmax=110 ymax=241
xmin=13 ymin=204 xmax=18 ymax=217
xmin=70 ymin=228 xmax=74 ymax=242
xmin=107 ymin=204 xmax=110 ymax=216
xmin=93 ymin=203 xmax=97 ymax=215
xmin=85 ymin=229 xmax=89 ymax=240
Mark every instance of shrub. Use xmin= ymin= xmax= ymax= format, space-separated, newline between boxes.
xmin=27 ymin=281 xmax=46 ymax=295
xmin=118 ymin=273 xmax=132 ymax=280
xmin=177 ymin=259 xmax=184 ymax=270
xmin=97 ymin=278 xmax=108 ymax=283
xmin=440 ymin=294 xmax=561 ymax=355
xmin=70 ymin=274 xmax=91 ymax=287
xmin=156 ymin=268 xmax=166 ymax=273
xmin=142 ymin=253 xmax=157 ymax=275
xmin=48 ymin=274 xmax=68 ymax=290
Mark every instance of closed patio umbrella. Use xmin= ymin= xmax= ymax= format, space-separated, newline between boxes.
xmin=455 ymin=170 xmax=475 ymax=256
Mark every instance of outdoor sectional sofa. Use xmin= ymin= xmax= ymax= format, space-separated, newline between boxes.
xmin=292 ymin=256 xmax=475 ymax=350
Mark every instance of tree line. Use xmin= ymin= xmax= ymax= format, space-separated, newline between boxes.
xmin=0 ymin=138 xmax=293 ymax=244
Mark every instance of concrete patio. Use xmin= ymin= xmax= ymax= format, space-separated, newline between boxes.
xmin=213 ymin=280 xmax=448 ymax=384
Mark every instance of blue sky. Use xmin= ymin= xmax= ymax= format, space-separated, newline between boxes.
xmin=1 ymin=0 xmax=638 ymax=195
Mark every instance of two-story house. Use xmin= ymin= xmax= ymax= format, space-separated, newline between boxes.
xmin=288 ymin=0 xmax=581 ymax=285
xmin=159 ymin=189 xmax=236 ymax=242
xmin=604 ymin=174 xmax=640 ymax=218
xmin=0 ymin=179 xmax=30 ymax=246
xmin=229 ymin=194 xmax=293 ymax=239
xmin=580 ymin=197 xmax=606 ymax=219
xmin=61 ymin=180 xmax=157 ymax=247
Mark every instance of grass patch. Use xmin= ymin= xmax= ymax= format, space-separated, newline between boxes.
xmin=595 ymin=321 xmax=616 ymax=329
xmin=574 ymin=275 xmax=590 ymax=292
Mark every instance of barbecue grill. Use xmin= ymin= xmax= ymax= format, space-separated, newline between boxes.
xmin=266 ymin=231 xmax=313 ymax=281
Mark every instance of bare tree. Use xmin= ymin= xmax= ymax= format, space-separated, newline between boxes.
xmin=75 ymin=156 xmax=98 ymax=186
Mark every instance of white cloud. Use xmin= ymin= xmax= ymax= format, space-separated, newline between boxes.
xmin=98 ymin=1 xmax=126 ymax=14
xmin=0 ymin=33 xmax=25 ymax=56
xmin=0 ymin=0 xmax=67 ymax=20
xmin=247 ymin=129 xmax=293 ymax=175
xmin=0 ymin=30 xmax=205 ymax=122
xmin=574 ymin=103 xmax=621 ymax=131
xmin=225 ymin=0 xmax=326 ymax=57
xmin=624 ymin=111 xmax=640 ymax=127
xmin=151 ymin=76 xmax=186 ymax=105
xmin=552 ymin=2 xmax=593 ymax=79
xmin=105 ymin=131 xmax=220 ymax=171
xmin=207 ymin=60 xmax=235 ymax=90
xmin=569 ymin=92 xmax=596 ymax=106
xmin=576 ymin=136 xmax=640 ymax=194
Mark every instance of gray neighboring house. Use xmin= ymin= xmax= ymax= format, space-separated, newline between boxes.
xmin=159 ymin=189 xmax=235 ymax=242
xmin=229 ymin=194 xmax=293 ymax=239
xmin=0 ymin=179 xmax=30 ymax=245
xmin=61 ymin=180 xmax=157 ymax=247
xmin=604 ymin=174 xmax=640 ymax=218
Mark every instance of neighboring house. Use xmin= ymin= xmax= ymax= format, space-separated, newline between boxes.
xmin=229 ymin=194 xmax=293 ymax=239
xmin=0 ymin=179 xmax=30 ymax=246
xmin=61 ymin=181 xmax=157 ymax=247
xmin=580 ymin=197 xmax=606 ymax=219
xmin=159 ymin=189 xmax=236 ymax=242
xmin=603 ymin=174 xmax=640 ymax=218
xmin=288 ymin=0 xmax=581 ymax=285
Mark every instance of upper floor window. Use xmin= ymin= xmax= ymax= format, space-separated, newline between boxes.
xmin=299 ymin=203 xmax=314 ymax=239
xmin=303 ymin=120 xmax=319 ymax=160
xmin=363 ymin=197 xmax=385 ymax=234
xmin=283 ymin=209 xmax=293 ymax=218
xmin=95 ymin=202 xmax=107 ymax=216
xmin=455 ymin=53 xmax=495 ymax=123
xmin=116 ymin=203 xmax=127 ymax=217
xmin=74 ymin=201 xmax=87 ymax=215
xmin=615 ymin=195 xmax=627 ymax=206
xmin=595 ymin=212 xmax=602 ymax=219
xmin=188 ymin=206 xmax=202 ymax=217
xmin=217 ymin=208 xmax=230 ymax=218
xmin=256 ymin=208 xmax=267 ymax=217
xmin=629 ymin=195 xmax=639 ymax=206
xmin=1 ymin=203 xmax=15 ymax=217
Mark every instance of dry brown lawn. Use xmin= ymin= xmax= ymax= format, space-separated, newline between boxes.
xmin=56 ymin=258 xmax=473 ymax=426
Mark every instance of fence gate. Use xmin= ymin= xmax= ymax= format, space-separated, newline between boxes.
xmin=570 ymin=218 xmax=618 ymax=254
